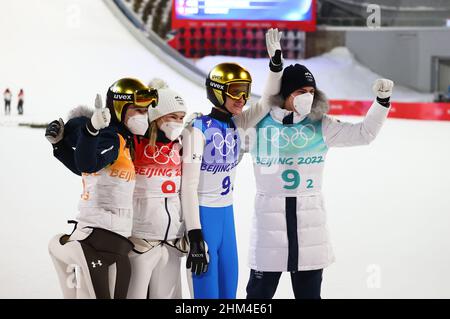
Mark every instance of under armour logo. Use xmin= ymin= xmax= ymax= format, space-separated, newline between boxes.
xmin=91 ymin=260 xmax=102 ymax=268
xmin=206 ymin=120 xmax=212 ymax=127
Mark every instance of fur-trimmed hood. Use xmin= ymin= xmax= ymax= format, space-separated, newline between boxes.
xmin=268 ymin=89 xmax=330 ymax=122
xmin=67 ymin=105 xmax=94 ymax=121
xmin=65 ymin=105 xmax=132 ymax=140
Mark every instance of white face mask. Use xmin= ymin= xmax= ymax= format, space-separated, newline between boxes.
xmin=126 ymin=114 xmax=148 ymax=136
xmin=292 ymin=93 xmax=314 ymax=121
xmin=160 ymin=121 xmax=184 ymax=141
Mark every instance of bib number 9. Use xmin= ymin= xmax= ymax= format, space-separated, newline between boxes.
xmin=282 ymin=169 xmax=314 ymax=190
xmin=221 ymin=176 xmax=231 ymax=195
xmin=282 ymin=170 xmax=300 ymax=189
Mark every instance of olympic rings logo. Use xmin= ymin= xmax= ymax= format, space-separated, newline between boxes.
xmin=211 ymin=132 xmax=237 ymax=156
xmin=261 ymin=124 xmax=316 ymax=149
xmin=144 ymin=144 xmax=181 ymax=165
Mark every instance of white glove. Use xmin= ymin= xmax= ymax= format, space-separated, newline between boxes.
xmin=372 ymin=79 xmax=394 ymax=99
xmin=265 ymin=28 xmax=283 ymax=61
xmin=90 ymin=94 xmax=111 ymax=131
xmin=184 ymin=112 xmax=203 ymax=129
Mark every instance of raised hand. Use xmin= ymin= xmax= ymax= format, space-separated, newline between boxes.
xmin=265 ymin=28 xmax=283 ymax=70
xmin=372 ymin=79 xmax=394 ymax=99
xmin=89 ymin=94 xmax=111 ymax=132
xmin=45 ymin=118 xmax=64 ymax=144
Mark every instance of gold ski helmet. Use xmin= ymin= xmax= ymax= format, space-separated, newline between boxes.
xmin=206 ymin=63 xmax=252 ymax=108
xmin=106 ymin=78 xmax=158 ymax=122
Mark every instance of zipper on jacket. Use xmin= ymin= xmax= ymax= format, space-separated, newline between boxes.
xmin=163 ymin=197 xmax=171 ymax=243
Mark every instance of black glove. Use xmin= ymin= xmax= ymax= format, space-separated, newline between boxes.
xmin=266 ymin=28 xmax=283 ymax=72
xmin=376 ymin=96 xmax=391 ymax=108
xmin=372 ymin=79 xmax=394 ymax=108
xmin=186 ymin=229 xmax=209 ymax=276
xmin=270 ymin=50 xmax=283 ymax=72
xmin=45 ymin=118 xmax=64 ymax=145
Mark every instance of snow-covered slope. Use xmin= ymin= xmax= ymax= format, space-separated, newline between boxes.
xmin=0 ymin=0 xmax=211 ymax=125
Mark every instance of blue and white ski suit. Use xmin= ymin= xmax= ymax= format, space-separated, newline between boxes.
xmin=181 ymin=69 xmax=282 ymax=298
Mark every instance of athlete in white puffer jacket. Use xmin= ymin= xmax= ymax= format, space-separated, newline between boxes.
xmin=127 ymin=79 xmax=188 ymax=299
xmin=246 ymin=61 xmax=394 ymax=299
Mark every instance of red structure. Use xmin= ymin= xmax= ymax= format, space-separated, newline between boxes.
xmin=169 ymin=1 xmax=316 ymax=58
xmin=329 ymin=100 xmax=450 ymax=121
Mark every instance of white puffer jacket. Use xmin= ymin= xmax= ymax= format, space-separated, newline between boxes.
xmin=132 ymin=137 xmax=184 ymax=241
xmin=248 ymin=91 xmax=390 ymax=271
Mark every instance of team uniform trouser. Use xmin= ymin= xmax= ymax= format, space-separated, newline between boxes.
xmin=191 ymin=205 xmax=238 ymax=299
xmin=49 ymin=233 xmax=95 ymax=299
xmin=246 ymin=269 xmax=323 ymax=299
xmin=48 ymin=227 xmax=134 ymax=299
xmin=127 ymin=244 xmax=183 ymax=299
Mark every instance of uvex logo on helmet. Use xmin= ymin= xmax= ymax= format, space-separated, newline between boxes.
xmin=209 ymin=82 xmax=225 ymax=90
xmin=113 ymin=94 xmax=133 ymax=101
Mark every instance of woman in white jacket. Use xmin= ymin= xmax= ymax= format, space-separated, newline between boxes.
xmin=246 ymin=62 xmax=394 ymax=299
xmin=127 ymin=79 xmax=188 ymax=299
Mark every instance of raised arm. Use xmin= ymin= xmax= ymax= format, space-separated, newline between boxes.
xmin=234 ymin=28 xmax=284 ymax=130
xmin=46 ymin=118 xmax=82 ymax=175
xmin=323 ymin=79 xmax=394 ymax=147
xmin=74 ymin=94 xmax=119 ymax=173
xmin=46 ymin=95 xmax=120 ymax=174
xmin=74 ymin=126 xmax=120 ymax=173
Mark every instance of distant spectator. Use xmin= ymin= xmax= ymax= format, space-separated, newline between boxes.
xmin=3 ymin=88 xmax=11 ymax=115
xmin=17 ymin=89 xmax=24 ymax=115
